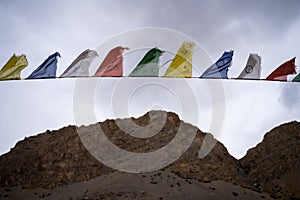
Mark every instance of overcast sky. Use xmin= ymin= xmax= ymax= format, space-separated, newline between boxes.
xmin=0 ymin=0 xmax=299 ymax=159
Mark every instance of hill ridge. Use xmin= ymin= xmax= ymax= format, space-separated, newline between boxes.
xmin=0 ymin=110 xmax=299 ymax=199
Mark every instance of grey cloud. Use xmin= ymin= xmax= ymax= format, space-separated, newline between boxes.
xmin=1 ymin=0 xmax=299 ymax=76
xmin=279 ymin=83 xmax=300 ymax=116
xmin=141 ymin=0 xmax=300 ymax=42
xmin=137 ymin=0 xmax=300 ymax=77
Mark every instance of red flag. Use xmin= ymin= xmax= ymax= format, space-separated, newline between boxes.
xmin=266 ymin=57 xmax=296 ymax=81
xmin=94 ymin=46 xmax=129 ymax=77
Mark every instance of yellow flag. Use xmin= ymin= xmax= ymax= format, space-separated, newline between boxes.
xmin=164 ymin=41 xmax=195 ymax=78
xmin=0 ymin=54 xmax=28 ymax=81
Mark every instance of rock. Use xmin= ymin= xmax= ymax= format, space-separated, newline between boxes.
xmin=0 ymin=125 xmax=112 ymax=189
xmin=241 ymin=121 xmax=300 ymax=199
xmin=0 ymin=111 xmax=299 ymax=199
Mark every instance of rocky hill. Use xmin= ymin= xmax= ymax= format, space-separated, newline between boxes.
xmin=0 ymin=110 xmax=299 ymax=199
xmin=241 ymin=121 xmax=300 ymax=199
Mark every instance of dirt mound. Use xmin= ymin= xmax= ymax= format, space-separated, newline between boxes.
xmin=0 ymin=171 xmax=274 ymax=200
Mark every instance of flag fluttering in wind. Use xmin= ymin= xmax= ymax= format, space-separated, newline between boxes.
xmin=1 ymin=44 xmax=300 ymax=84
xmin=164 ymin=41 xmax=195 ymax=78
xmin=200 ymin=51 xmax=233 ymax=79
xmin=0 ymin=54 xmax=28 ymax=81
xmin=94 ymin=46 xmax=128 ymax=77
xmin=129 ymin=48 xmax=164 ymax=77
xmin=266 ymin=57 xmax=296 ymax=81
xmin=60 ymin=49 xmax=98 ymax=77
xmin=238 ymin=53 xmax=261 ymax=79
xmin=27 ymin=52 xmax=60 ymax=79
xmin=292 ymin=73 xmax=300 ymax=82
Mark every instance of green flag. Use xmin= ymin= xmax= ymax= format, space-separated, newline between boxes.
xmin=129 ymin=48 xmax=164 ymax=77
xmin=293 ymin=73 xmax=300 ymax=82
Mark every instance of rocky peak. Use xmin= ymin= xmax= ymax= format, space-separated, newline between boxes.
xmin=0 ymin=111 xmax=238 ymax=189
xmin=0 ymin=111 xmax=299 ymax=199
xmin=241 ymin=121 xmax=300 ymax=199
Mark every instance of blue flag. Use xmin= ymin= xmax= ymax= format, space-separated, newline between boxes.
xmin=200 ymin=51 xmax=233 ymax=79
xmin=27 ymin=52 xmax=60 ymax=79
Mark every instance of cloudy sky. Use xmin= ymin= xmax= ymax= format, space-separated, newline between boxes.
xmin=0 ymin=0 xmax=299 ymax=159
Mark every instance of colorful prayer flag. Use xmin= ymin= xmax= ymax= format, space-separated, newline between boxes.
xmin=0 ymin=54 xmax=28 ymax=80
xmin=238 ymin=54 xmax=261 ymax=79
xmin=94 ymin=46 xmax=128 ymax=77
xmin=164 ymin=41 xmax=195 ymax=78
xmin=129 ymin=48 xmax=164 ymax=77
xmin=292 ymin=73 xmax=300 ymax=82
xmin=27 ymin=52 xmax=60 ymax=79
xmin=60 ymin=49 xmax=98 ymax=77
xmin=200 ymin=51 xmax=234 ymax=79
xmin=266 ymin=57 xmax=296 ymax=81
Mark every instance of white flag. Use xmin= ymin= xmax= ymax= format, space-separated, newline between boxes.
xmin=60 ymin=49 xmax=98 ymax=77
xmin=238 ymin=54 xmax=261 ymax=79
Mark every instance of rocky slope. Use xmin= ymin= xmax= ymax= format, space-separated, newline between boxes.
xmin=0 ymin=111 xmax=240 ymax=188
xmin=241 ymin=121 xmax=300 ymax=199
xmin=0 ymin=171 xmax=273 ymax=200
xmin=0 ymin=110 xmax=299 ymax=199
